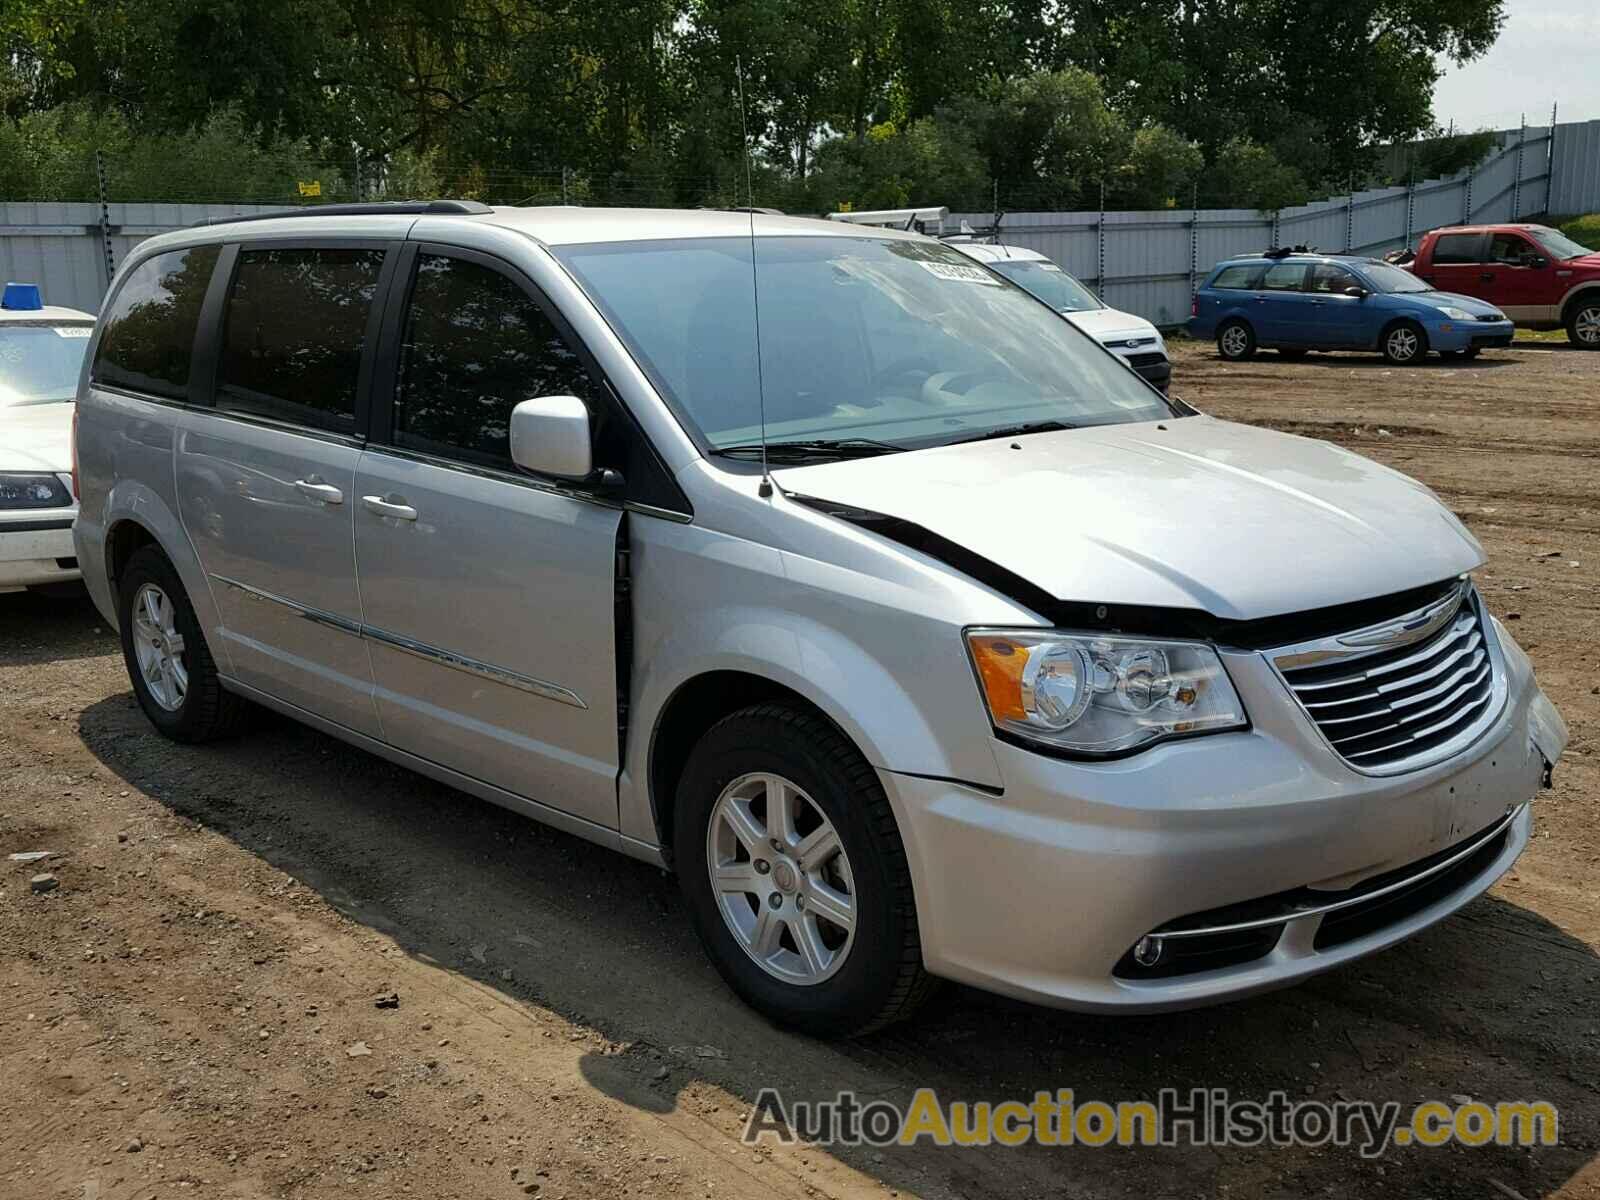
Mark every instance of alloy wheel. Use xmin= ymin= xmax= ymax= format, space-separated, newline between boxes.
xmin=131 ymin=583 xmax=188 ymax=711
xmin=1220 ymin=326 xmax=1249 ymax=357
xmin=705 ymin=771 xmax=857 ymax=985
xmin=1576 ymin=305 xmax=1600 ymax=346
xmin=1386 ymin=327 xmax=1420 ymax=362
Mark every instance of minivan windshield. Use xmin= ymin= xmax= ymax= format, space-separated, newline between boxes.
xmin=555 ymin=235 xmax=1170 ymax=454
xmin=0 ymin=323 xmax=93 ymax=406
xmin=986 ymin=259 xmax=1103 ymax=313
xmin=1359 ymin=262 xmax=1432 ymax=294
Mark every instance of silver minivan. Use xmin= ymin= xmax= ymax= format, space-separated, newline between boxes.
xmin=73 ymin=202 xmax=1568 ymax=1035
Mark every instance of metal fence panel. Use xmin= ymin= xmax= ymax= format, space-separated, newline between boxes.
xmin=6 ymin=121 xmax=1599 ymax=326
xmin=1548 ymin=120 xmax=1600 ymax=215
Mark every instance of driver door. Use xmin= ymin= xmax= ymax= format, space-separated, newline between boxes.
xmin=354 ymin=246 xmax=623 ymax=830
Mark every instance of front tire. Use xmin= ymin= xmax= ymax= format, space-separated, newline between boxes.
xmin=118 ymin=545 xmax=249 ymax=742
xmin=1216 ymin=319 xmax=1256 ymax=361
xmin=1382 ymin=321 xmax=1427 ymax=365
xmin=674 ymin=703 xmax=934 ymax=1036
xmin=1567 ymin=299 xmax=1600 ymax=349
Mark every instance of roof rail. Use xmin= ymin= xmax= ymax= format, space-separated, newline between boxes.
xmin=191 ymin=200 xmax=493 ymax=228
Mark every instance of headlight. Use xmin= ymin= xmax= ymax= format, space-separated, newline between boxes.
xmin=966 ymin=629 xmax=1247 ymax=755
xmin=0 ymin=473 xmax=72 ymax=509
xmin=1438 ymin=307 xmax=1474 ymax=321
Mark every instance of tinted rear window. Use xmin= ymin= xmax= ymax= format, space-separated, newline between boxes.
xmin=216 ymin=247 xmax=386 ymax=433
xmin=1210 ymin=264 xmax=1261 ymax=289
xmin=1431 ymin=233 xmax=1482 ymax=264
xmin=92 ymin=245 xmax=220 ymax=401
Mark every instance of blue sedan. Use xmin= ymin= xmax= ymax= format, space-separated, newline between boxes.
xmin=1189 ymin=253 xmax=1516 ymax=365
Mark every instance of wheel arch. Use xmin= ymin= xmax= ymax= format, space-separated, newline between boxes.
xmin=1560 ymin=284 xmax=1600 ymax=325
xmin=95 ymin=482 xmax=223 ymax=662
xmin=645 ymin=670 xmax=871 ymax=858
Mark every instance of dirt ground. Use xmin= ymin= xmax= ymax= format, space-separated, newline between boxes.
xmin=2 ymin=338 xmax=1597 ymax=1200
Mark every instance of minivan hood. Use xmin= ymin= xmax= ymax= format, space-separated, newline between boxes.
xmin=0 ymin=401 xmax=72 ymax=472
xmin=775 ymin=416 xmax=1482 ymax=621
xmin=1063 ymin=307 xmax=1160 ymax=342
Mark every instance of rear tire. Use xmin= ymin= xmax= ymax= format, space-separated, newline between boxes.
xmin=1381 ymin=321 xmax=1427 ymax=365
xmin=118 ymin=545 xmax=249 ymax=742
xmin=1216 ymin=320 xmax=1256 ymax=361
xmin=1566 ymin=299 xmax=1600 ymax=349
xmin=674 ymin=703 xmax=935 ymax=1036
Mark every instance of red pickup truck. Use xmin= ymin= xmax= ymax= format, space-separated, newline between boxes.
xmin=1408 ymin=223 xmax=1600 ymax=348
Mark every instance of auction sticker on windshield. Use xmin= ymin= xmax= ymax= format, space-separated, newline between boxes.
xmin=918 ymin=260 xmax=1003 ymax=285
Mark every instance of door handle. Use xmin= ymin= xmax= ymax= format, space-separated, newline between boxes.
xmin=362 ymin=494 xmax=418 ymax=521
xmin=294 ymin=478 xmax=344 ymax=505
xmin=1479 ymin=272 xmax=1495 ymax=282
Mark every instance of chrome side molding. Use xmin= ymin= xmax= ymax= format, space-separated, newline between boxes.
xmin=212 ymin=574 xmax=587 ymax=710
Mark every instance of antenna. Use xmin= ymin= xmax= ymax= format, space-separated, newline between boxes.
xmin=736 ymin=54 xmax=773 ymax=498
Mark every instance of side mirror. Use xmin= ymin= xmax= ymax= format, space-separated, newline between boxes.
xmin=1344 ymin=285 xmax=1368 ymax=299
xmin=1520 ymin=253 xmax=1548 ymax=269
xmin=509 ymin=395 xmax=592 ymax=480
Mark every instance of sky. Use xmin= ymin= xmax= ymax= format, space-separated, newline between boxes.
xmin=1430 ymin=0 xmax=1600 ymax=131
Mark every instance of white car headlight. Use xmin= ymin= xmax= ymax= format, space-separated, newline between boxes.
xmin=1438 ymin=306 xmax=1475 ymax=321
xmin=966 ymin=629 xmax=1248 ymax=755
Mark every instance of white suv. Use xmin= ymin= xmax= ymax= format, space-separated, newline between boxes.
xmin=73 ymin=202 xmax=1565 ymax=1035
xmin=948 ymin=241 xmax=1172 ymax=392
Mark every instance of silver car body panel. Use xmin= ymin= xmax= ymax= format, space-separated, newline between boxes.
xmin=72 ymin=205 xmax=1566 ymax=1014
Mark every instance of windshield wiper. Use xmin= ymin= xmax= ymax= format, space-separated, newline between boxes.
xmin=945 ymin=420 xmax=1077 ymax=446
xmin=714 ymin=437 xmax=904 ymax=462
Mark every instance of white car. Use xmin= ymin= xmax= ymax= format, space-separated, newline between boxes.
xmin=0 ymin=284 xmax=94 ymax=593
xmin=949 ymin=242 xmax=1172 ymax=392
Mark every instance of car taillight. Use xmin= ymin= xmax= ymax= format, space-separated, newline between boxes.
xmin=70 ymin=407 xmax=80 ymax=500
xmin=1191 ymin=297 xmax=1199 ymax=317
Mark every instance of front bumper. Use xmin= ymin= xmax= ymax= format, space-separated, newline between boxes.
xmin=1431 ymin=318 xmax=1515 ymax=352
xmin=881 ymin=621 xmax=1564 ymax=1012
xmin=1111 ymin=347 xmax=1171 ymax=392
xmin=0 ymin=511 xmax=80 ymax=590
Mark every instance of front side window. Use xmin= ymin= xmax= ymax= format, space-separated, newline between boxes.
xmin=0 ymin=322 xmax=94 ymax=406
xmin=1488 ymin=232 xmax=1536 ymax=265
xmin=1305 ymin=264 xmax=1358 ymax=294
xmin=216 ymin=247 xmax=386 ymax=432
xmin=394 ymin=254 xmax=602 ymax=466
xmin=555 ymin=235 xmax=1172 ymax=453
xmin=1431 ymin=233 xmax=1483 ymax=264
xmin=92 ymin=245 xmax=220 ymax=401
xmin=987 ymin=259 xmax=1102 ymax=313
xmin=1260 ymin=263 xmax=1306 ymax=291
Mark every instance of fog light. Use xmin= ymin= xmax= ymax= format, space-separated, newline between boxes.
xmin=1132 ymin=935 xmax=1165 ymax=967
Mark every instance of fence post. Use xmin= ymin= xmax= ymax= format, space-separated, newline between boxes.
xmin=1546 ymin=102 xmax=1559 ymax=213
xmin=1270 ymin=208 xmax=1280 ymax=249
xmin=1403 ymin=157 xmax=1416 ymax=249
xmin=1189 ymin=182 xmax=1199 ymax=298
xmin=561 ymin=166 xmax=570 ymax=205
xmin=1463 ymin=160 xmax=1474 ymax=223
xmin=93 ymin=150 xmax=115 ymax=293
xmin=1512 ymin=114 xmax=1525 ymax=219
xmin=1096 ymin=178 xmax=1106 ymax=301
xmin=1345 ymin=176 xmax=1354 ymax=252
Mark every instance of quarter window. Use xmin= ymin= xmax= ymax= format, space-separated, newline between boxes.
xmin=1211 ymin=264 xmax=1262 ymax=290
xmin=92 ymin=245 xmax=220 ymax=401
xmin=393 ymin=254 xmax=601 ymax=467
xmin=216 ymin=247 xmax=386 ymax=433
xmin=1261 ymin=263 xmax=1306 ymax=291
xmin=1431 ymin=233 xmax=1482 ymax=264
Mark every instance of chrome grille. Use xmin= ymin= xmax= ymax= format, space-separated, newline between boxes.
xmin=1274 ymin=585 xmax=1503 ymax=774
